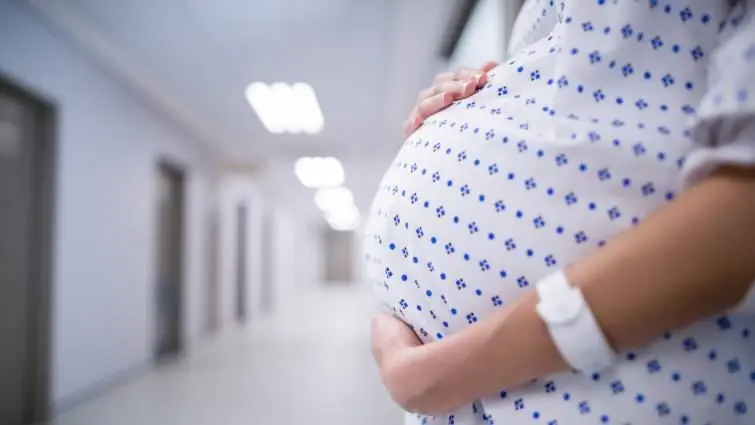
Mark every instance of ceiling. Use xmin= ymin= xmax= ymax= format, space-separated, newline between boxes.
xmin=26 ymin=0 xmax=457 ymax=164
xmin=21 ymin=0 xmax=469 ymax=222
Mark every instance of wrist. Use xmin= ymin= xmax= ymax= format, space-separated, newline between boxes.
xmin=411 ymin=326 xmax=496 ymax=414
xmin=380 ymin=344 xmax=432 ymax=412
xmin=375 ymin=336 xmax=414 ymax=370
xmin=380 ymin=337 xmax=473 ymax=415
xmin=535 ymin=269 xmax=618 ymax=373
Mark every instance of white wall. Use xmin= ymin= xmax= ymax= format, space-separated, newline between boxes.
xmin=0 ymin=1 xmax=219 ymax=408
xmin=270 ymin=209 xmax=297 ymax=298
xmin=270 ymin=205 xmax=324 ymax=298
xmin=297 ymin=219 xmax=325 ymax=286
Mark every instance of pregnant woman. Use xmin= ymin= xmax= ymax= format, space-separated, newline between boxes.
xmin=365 ymin=1 xmax=755 ymax=424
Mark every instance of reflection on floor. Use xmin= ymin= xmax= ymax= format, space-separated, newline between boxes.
xmin=52 ymin=285 xmax=403 ymax=425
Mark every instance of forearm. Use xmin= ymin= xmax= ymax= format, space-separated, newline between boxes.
xmin=573 ymin=165 xmax=755 ymax=350
xmin=395 ymin=166 xmax=755 ymax=414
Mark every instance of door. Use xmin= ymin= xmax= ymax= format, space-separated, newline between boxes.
xmin=0 ymin=78 xmax=53 ymax=424
xmin=154 ymin=163 xmax=184 ymax=360
xmin=205 ymin=205 xmax=220 ymax=332
xmin=235 ymin=202 xmax=248 ymax=322
xmin=324 ymin=227 xmax=355 ymax=284
xmin=260 ymin=211 xmax=273 ymax=313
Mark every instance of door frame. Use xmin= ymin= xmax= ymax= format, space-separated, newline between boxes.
xmin=235 ymin=202 xmax=248 ymax=323
xmin=205 ymin=202 xmax=221 ymax=333
xmin=0 ymin=73 xmax=57 ymax=423
xmin=154 ymin=159 xmax=186 ymax=360
xmin=260 ymin=210 xmax=273 ymax=314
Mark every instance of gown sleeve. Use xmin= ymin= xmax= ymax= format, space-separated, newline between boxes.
xmin=507 ymin=0 xmax=560 ymax=56
xmin=680 ymin=0 xmax=755 ymax=187
xmin=680 ymin=1 xmax=755 ymax=314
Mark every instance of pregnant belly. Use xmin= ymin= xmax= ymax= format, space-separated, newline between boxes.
xmin=362 ymin=101 xmax=685 ymax=344
xmin=360 ymin=59 xmax=742 ymax=425
xmin=359 ymin=95 xmax=728 ymax=424
xmin=363 ymin=115 xmax=755 ymax=424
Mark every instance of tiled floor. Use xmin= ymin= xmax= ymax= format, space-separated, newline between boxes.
xmin=52 ymin=285 xmax=403 ymax=425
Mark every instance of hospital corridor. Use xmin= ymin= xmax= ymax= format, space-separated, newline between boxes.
xmin=6 ymin=0 xmax=755 ymax=424
xmin=0 ymin=0 xmax=522 ymax=424
xmin=51 ymin=287 xmax=400 ymax=425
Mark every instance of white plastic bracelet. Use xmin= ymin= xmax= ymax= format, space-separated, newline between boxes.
xmin=535 ymin=270 xmax=617 ymax=373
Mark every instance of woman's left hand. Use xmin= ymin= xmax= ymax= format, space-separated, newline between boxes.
xmin=403 ymin=61 xmax=499 ymax=137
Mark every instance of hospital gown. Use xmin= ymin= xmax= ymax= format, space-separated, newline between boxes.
xmin=363 ymin=0 xmax=755 ymax=424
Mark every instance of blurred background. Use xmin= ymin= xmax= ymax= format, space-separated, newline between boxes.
xmin=0 ymin=1 xmax=523 ymax=424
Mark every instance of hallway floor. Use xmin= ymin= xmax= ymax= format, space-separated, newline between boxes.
xmin=52 ymin=285 xmax=403 ymax=425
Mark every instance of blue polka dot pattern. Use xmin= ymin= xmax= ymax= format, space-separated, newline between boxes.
xmin=365 ymin=1 xmax=755 ymax=424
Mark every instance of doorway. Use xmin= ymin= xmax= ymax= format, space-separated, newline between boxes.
xmin=235 ymin=202 xmax=248 ymax=323
xmin=324 ymin=227 xmax=355 ymax=284
xmin=154 ymin=162 xmax=185 ymax=360
xmin=0 ymin=76 xmax=55 ymax=425
xmin=260 ymin=211 xmax=274 ymax=314
xmin=205 ymin=204 xmax=220 ymax=332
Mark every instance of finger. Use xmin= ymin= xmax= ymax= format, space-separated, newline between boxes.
xmin=416 ymin=92 xmax=453 ymax=120
xmin=458 ymin=67 xmax=494 ymax=88
xmin=432 ymin=67 xmax=484 ymax=87
xmin=480 ymin=60 xmax=499 ymax=73
xmin=476 ymin=61 xmax=499 ymax=86
xmin=416 ymin=86 xmax=436 ymax=103
xmin=458 ymin=61 xmax=498 ymax=87
xmin=403 ymin=110 xmax=418 ymax=136
xmin=408 ymin=87 xmax=455 ymax=136
xmin=448 ymin=80 xmax=478 ymax=98
xmin=432 ymin=71 xmax=456 ymax=85
xmin=436 ymin=80 xmax=477 ymax=97
xmin=454 ymin=66 xmax=483 ymax=83
xmin=372 ymin=311 xmax=399 ymax=330
xmin=417 ymin=80 xmax=475 ymax=103
xmin=405 ymin=93 xmax=448 ymax=136
xmin=467 ymin=63 xmax=497 ymax=87
xmin=403 ymin=108 xmax=422 ymax=136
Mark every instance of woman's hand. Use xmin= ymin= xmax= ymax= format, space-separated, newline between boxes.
xmin=371 ymin=312 xmax=425 ymax=407
xmin=371 ymin=312 xmax=422 ymax=369
xmin=403 ymin=61 xmax=499 ymax=136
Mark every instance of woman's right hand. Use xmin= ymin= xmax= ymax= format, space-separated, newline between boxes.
xmin=403 ymin=61 xmax=498 ymax=137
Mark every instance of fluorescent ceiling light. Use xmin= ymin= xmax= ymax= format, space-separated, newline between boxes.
xmin=294 ymin=156 xmax=344 ymax=188
xmin=314 ymin=186 xmax=354 ymax=212
xmin=291 ymin=83 xmax=324 ymax=134
xmin=325 ymin=203 xmax=360 ymax=231
xmin=245 ymin=82 xmax=324 ymax=134
xmin=246 ymin=82 xmax=284 ymax=134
